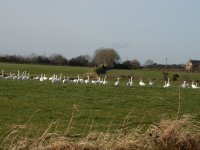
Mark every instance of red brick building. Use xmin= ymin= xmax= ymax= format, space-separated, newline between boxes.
xmin=185 ymin=59 xmax=200 ymax=72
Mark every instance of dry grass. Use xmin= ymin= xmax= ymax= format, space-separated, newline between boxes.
xmin=1 ymin=115 xmax=200 ymax=150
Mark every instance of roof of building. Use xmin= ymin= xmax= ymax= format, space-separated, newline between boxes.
xmin=190 ymin=59 xmax=200 ymax=65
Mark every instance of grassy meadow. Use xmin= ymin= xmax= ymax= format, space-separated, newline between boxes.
xmin=0 ymin=63 xmax=200 ymax=139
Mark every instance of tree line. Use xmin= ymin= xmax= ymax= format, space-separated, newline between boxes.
xmin=0 ymin=48 xmax=184 ymax=70
xmin=0 ymin=53 xmax=94 ymax=67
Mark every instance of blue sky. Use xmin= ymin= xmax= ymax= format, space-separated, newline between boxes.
xmin=0 ymin=0 xmax=200 ymax=64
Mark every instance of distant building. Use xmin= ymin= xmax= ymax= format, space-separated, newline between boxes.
xmin=185 ymin=59 xmax=200 ymax=72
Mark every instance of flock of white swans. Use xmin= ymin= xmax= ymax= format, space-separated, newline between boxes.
xmin=0 ymin=70 xmax=199 ymax=89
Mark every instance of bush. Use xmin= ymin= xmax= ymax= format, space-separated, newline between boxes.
xmin=4 ymin=115 xmax=200 ymax=150
xmin=172 ymin=73 xmax=179 ymax=81
xmin=95 ymin=67 xmax=108 ymax=75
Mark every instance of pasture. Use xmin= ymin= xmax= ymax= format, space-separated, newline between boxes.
xmin=0 ymin=63 xmax=200 ymax=139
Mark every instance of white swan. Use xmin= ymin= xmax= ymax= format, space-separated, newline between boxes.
xmin=191 ymin=81 xmax=199 ymax=89
xmin=114 ymin=78 xmax=120 ymax=86
xmin=139 ymin=79 xmax=145 ymax=86
xmin=102 ymin=76 xmax=108 ymax=85
xmin=99 ymin=77 xmax=104 ymax=84
xmin=84 ymin=76 xmax=90 ymax=84
xmin=91 ymin=77 xmax=100 ymax=84
xmin=181 ymin=81 xmax=187 ymax=88
xmin=22 ymin=71 xmax=29 ymax=80
xmin=57 ymin=74 xmax=62 ymax=82
xmin=163 ymin=79 xmax=170 ymax=88
xmin=49 ymin=74 xmax=55 ymax=80
xmin=23 ymin=72 xmax=30 ymax=80
xmin=181 ymin=81 xmax=189 ymax=88
xmin=17 ymin=71 xmax=23 ymax=80
xmin=166 ymin=78 xmax=170 ymax=87
xmin=13 ymin=73 xmax=18 ymax=80
xmin=163 ymin=81 xmax=168 ymax=88
xmin=63 ymin=76 xmax=69 ymax=83
xmin=33 ymin=75 xmax=39 ymax=80
xmin=95 ymin=77 xmax=101 ymax=84
xmin=127 ymin=79 xmax=130 ymax=86
xmin=5 ymin=72 xmax=13 ymax=80
xmin=0 ymin=70 xmax=4 ymax=79
xmin=127 ymin=77 xmax=133 ymax=86
xmin=52 ymin=75 xmax=60 ymax=84
xmin=91 ymin=79 xmax=96 ymax=84
xmin=13 ymin=70 xmax=19 ymax=80
xmin=43 ymin=74 xmax=48 ymax=81
xmin=149 ymin=80 xmax=154 ymax=86
xmin=22 ymin=70 xmax=26 ymax=80
xmin=79 ymin=78 xmax=84 ymax=83
xmin=40 ymin=74 xmax=44 ymax=82
xmin=73 ymin=74 xmax=80 ymax=83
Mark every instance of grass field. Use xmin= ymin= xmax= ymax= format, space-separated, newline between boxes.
xmin=0 ymin=63 xmax=200 ymax=139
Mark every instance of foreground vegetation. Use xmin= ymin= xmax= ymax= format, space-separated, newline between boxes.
xmin=2 ymin=115 xmax=200 ymax=149
xmin=0 ymin=63 xmax=200 ymax=149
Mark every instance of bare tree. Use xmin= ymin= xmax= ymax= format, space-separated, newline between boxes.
xmin=144 ymin=59 xmax=154 ymax=67
xmin=93 ymin=48 xmax=120 ymax=67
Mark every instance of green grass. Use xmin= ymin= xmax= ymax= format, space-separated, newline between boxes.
xmin=0 ymin=63 xmax=200 ymax=138
xmin=107 ymin=69 xmax=200 ymax=81
xmin=0 ymin=63 xmax=94 ymax=77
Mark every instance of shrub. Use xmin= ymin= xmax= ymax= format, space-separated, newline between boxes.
xmin=172 ymin=73 xmax=179 ymax=81
xmin=94 ymin=66 xmax=108 ymax=75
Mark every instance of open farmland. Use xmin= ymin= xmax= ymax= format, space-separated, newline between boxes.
xmin=0 ymin=63 xmax=200 ymax=139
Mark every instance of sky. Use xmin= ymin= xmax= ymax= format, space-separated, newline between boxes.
xmin=0 ymin=0 xmax=200 ymax=64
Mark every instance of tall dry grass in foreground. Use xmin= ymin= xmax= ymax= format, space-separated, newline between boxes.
xmin=1 ymin=115 xmax=200 ymax=150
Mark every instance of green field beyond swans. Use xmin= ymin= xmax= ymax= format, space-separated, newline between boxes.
xmin=0 ymin=63 xmax=200 ymax=138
